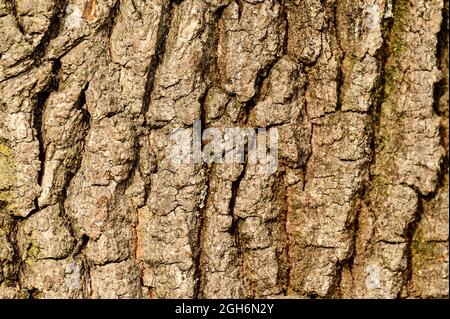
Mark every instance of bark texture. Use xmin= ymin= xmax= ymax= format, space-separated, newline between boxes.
xmin=0 ymin=0 xmax=448 ymax=298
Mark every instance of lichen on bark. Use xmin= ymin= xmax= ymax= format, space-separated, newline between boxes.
xmin=0 ymin=0 xmax=448 ymax=299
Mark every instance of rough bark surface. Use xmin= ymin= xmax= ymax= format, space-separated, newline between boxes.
xmin=0 ymin=0 xmax=448 ymax=299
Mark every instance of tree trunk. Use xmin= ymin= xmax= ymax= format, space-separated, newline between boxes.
xmin=0 ymin=0 xmax=448 ymax=299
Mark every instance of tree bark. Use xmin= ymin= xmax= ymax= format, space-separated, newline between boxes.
xmin=0 ymin=0 xmax=448 ymax=298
